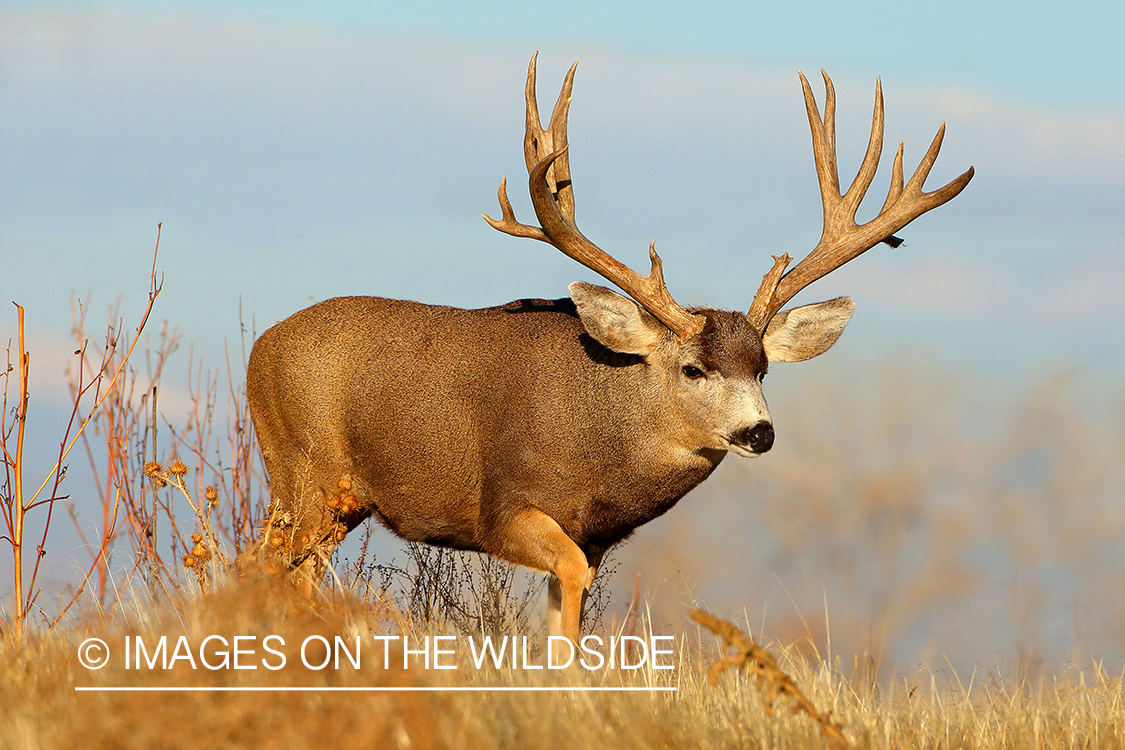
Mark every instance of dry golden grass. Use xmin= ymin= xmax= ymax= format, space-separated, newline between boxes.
xmin=3 ymin=579 xmax=1125 ymax=750
xmin=5 ymin=247 xmax=1125 ymax=748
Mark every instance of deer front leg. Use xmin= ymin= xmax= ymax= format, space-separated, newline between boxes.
xmin=498 ymin=508 xmax=588 ymax=642
xmin=548 ymin=545 xmax=605 ymax=637
xmin=547 ymin=575 xmax=564 ymax=637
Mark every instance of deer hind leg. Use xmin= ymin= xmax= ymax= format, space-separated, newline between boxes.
xmin=580 ymin=546 xmax=606 ymax=623
xmin=238 ymin=450 xmax=363 ymax=596
xmin=497 ymin=508 xmax=589 ymax=643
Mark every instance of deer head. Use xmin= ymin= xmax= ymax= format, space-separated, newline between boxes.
xmin=484 ymin=55 xmax=973 ymax=459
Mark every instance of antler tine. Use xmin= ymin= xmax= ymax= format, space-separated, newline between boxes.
xmin=816 ymin=70 xmax=840 ymax=199
xmin=843 ymin=76 xmax=884 ymax=218
xmin=484 ymin=54 xmax=706 ymax=339
xmin=747 ymin=70 xmax=974 ymax=331
xmin=523 ymin=53 xmax=577 ymax=220
xmin=484 ymin=177 xmax=547 ymax=242
xmin=522 ymin=52 xmax=544 ymax=171
xmin=880 ymin=142 xmax=906 ymax=213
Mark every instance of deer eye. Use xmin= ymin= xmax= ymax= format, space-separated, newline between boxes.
xmin=758 ymin=372 xmax=766 ymax=383
xmin=682 ymin=365 xmax=705 ymax=380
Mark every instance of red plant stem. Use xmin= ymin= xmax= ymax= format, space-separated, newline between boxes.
xmin=25 ymin=228 xmax=162 ymax=509
xmin=9 ymin=224 xmax=163 ymax=638
xmin=12 ymin=303 xmax=29 ymax=637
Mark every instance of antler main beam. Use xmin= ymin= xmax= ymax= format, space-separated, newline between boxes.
xmin=484 ymin=54 xmax=706 ymax=339
xmin=747 ymin=70 xmax=975 ymax=331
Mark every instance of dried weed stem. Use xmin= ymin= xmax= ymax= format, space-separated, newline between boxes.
xmin=691 ymin=608 xmax=852 ymax=750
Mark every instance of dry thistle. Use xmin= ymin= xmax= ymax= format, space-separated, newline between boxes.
xmin=339 ymin=494 xmax=357 ymax=514
xmin=205 ymin=485 xmax=219 ymax=507
xmin=144 ymin=460 xmax=167 ymax=488
xmin=183 ymin=555 xmax=196 ymax=569
xmin=168 ymin=457 xmax=188 ymax=476
xmin=337 ymin=477 xmax=353 ymax=492
xmin=690 ymin=609 xmax=852 ymax=750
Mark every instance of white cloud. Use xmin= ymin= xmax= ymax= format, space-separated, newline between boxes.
xmin=4 ymin=7 xmax=1120 ymax=182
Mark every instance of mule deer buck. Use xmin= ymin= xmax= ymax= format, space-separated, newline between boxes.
xmin=243 ymin=55 xmax=973 ymax=642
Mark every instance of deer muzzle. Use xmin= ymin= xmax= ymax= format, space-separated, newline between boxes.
xmin=729 ymin=421 xmax=775 ymax=455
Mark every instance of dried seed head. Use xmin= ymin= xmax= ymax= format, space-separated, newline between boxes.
xmin=205 ymin=486 xmax=219 ymax=506
xmin=324 ymin=494 xmax=339 ymax=509
xmin=339 ymin=494 xmax=357 ymax=514
xmin=192 ymin=543 xmax=211 ymax=560
xmin=191 ymin=533 xmax=203 ymax=544
xmin=183 ymin=555 xmax=196 ymax=568
xmin=169 ymin=458 xmax=188 ymax=476
xmin=335 ymin=524 xmax=348 ymax=542
xmin=337 ymin=477 xmax=353 ymax=492
xmin=144 ymin=461 xmax=167 ymax=487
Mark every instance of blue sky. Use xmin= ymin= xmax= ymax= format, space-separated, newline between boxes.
xmin=2 ymin=1 xmax=1121 ymax=386
xmin=1 ymin=1 xmax=1123 ymax=663
xmin=4 ymin=2 xmax=1123 ymax=353
xmin=8 ymin=0 xmax=1120 ymax=108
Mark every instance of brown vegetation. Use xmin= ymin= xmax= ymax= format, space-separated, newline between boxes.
xmin=4 ymin=580 xmax=1125 ymax=749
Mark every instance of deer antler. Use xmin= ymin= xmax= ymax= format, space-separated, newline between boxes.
xmin=484 ymin=53 xmax=706 ymax=339
xmin=746 ymin=70 xmax=975 ymax=332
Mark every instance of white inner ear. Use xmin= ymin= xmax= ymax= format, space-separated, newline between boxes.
xmin=569 ymin=281 xmax=665 ymax=356
xmin=762 ymin=297 xmax=854 ymax=363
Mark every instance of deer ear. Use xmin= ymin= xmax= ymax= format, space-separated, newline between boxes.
xmin=569 ymin=281 xmax=666 ymax=356
xmin=762 ymin=297 xmax=854 ymax=363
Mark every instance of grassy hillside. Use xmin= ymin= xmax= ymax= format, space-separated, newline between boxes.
xmin=4 ymin=578 xmax=1124 ymax=749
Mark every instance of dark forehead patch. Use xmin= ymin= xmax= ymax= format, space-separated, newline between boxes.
xmin=687 ymin=309 xmax=767 ymax=378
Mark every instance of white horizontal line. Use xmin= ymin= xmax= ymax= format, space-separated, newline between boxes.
xmin=75 ymin=686 xmax=676 ymax=693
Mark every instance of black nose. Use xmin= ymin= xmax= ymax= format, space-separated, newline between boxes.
xmin=732 ymin=421 xmax=774 ymax=454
